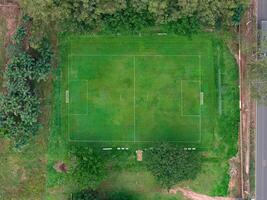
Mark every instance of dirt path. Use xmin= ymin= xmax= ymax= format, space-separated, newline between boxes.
xmin=238 ymin=0 xmax=257 ymax=198
xmin=169 ymin=187 xmax=235 ymax=200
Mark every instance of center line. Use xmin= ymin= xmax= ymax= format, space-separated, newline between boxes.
xmin=133 ymin=56 xmax=136 ymax=143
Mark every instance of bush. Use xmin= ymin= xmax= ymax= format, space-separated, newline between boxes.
xmin=168 ymin=16 xmax=200 ymax=36
xmin=0 ymin=28 xmax=52 ymax=148
xmin=70 ymin=146 xmax=107 ymax=189
xmin=144 ymin=143 xmax=201 ymax=190
xmin=232 ymin=4 xmax=245 ymax=26
xmin=71 ymin=189 xmax=140 ymax=200
xmin=72 ymin=189 xmax=99 ymax=200
xmin=12 ymin=25 xmax=27 ymax=44
xmin=102 ymin=6 xmax=155 ymax=34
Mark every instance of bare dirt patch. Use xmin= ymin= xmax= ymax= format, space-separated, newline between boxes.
xmin=169 ymin=187 xmax=235 ymax=200
xmin=0 ymin=1 xmax=21 ymax=44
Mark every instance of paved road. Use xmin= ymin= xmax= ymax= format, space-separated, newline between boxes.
xmin=258 ymin=0 xmax=267 ymax=23
xmin=256 ymin=0 xmax=267 ymax=199
xmin=256 ymin=105 xmax=267 ymax=200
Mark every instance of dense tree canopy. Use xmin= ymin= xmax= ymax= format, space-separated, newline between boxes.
xmin=20 ymin=0 xmax=248 ymax=34
xmin=0 ymin=19 xmax=52 ymax=148
xmin=70 ymin=146 xmax=107 ymax=189
xmin=72 ymin=189 xmax=140 ymax=200
xmin=144 ymin=143 xmax=201 ymax=190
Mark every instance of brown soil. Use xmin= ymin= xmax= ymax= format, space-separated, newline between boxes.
xmin=238 ymin=0 xmax=257 ymax=198
xmin=53 ymin=161 xmax=68 ymax=173
xmin=169 ymin=187 xmax=235 ymax=200
xmin=136 ymin=150 xmax=143 ymax=161
xmin=228 ymin=156 xmax=240 ymax=197
xmin=0 ymin=1 xmax=21 ymax=44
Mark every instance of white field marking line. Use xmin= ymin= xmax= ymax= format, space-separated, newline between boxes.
xmin=199 ymin=55 xmax=202 ymax=143
xmin=198 ymin=80 xmax=201 ymax=115
xmin=181 ymin=80 xmax=183 ymax=116
xmin=67 ymin=54 xmax=70 ymax=142
xmin=87 ymin=80 xmax=89 ymax=114
xmin=68 ymin=54 xmax=203 ymax=143
xmin=180 ymin=80 xmax=201 ymax=117
xmin=133 ymin=56 xmax=136 ymax=143
xmin=70 ymin=35 xmax=209 ymax=39
xmin=68 ymin=138 xmax=202 ymax=143
xmin=217 ymin=48 xmax=222 ymax=115
xmin=200 ymin=92 xmax=204 ymax=105
xmin=69 ymin=54 xmax=200 ymax=57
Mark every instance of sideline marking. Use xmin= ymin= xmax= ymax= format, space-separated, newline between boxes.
xmin=67 ymin=54 xmax=203 ymax=143
xmin=69 ymin=54 xmax=201 ymax=57
xmin=133 ymin=56 xmax=136 ymax=142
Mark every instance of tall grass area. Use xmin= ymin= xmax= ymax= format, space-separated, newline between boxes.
xmin=213 ymin=39 xmax=239 ymax=195
xmin=0 ymin=77 xmax=53 ymax=199
xmin=180 ymin=38 xmax=239 ymax=196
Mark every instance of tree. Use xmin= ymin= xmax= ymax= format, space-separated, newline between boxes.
xmin=72 ymin=189 xmax=99 ymax=200
xmin=144 ymin=143 xmax=201 ymax=190
xmin=0 ymin=23 xmax=52 ymax=148
xmin=20 ymin=0 xmax=248 ymax=35
xmin=70 ymin=146 xmax=107 ymax=189
xmin=72 ymin=189 xmax=140 ymax=200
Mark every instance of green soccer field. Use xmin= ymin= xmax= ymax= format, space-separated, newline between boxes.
xmin=60 ymin=34 xmax=218 ymax=145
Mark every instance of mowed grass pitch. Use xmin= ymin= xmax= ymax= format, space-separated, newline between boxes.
xmin=60 ymin=35 xmax=217 ymax=145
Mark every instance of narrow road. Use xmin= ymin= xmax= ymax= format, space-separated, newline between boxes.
xmin=256 ymin=0 xmax=267 ymax=199
xmin=256 ymin=105 xmax=267 ymax=200
xmin=258 ymin=0 xmax=267 ymax=23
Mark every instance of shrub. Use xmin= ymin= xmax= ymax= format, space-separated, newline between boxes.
xmin=0 ymin=32 xmax=51 ymax=148
xmin=232 ymin=4 xmax=245 ymax=26
xmin=102 ymin=6 xmax=155 ymax=34
xmin=70 ymin=146 xmax=107 ymax=189
xmin=12 ymin=25 xmax=27 ymax=44
xmin=168 ymin=16 xmax=200 ymax=36
xmin=144 ymin=143 xmax=201 ymax=190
